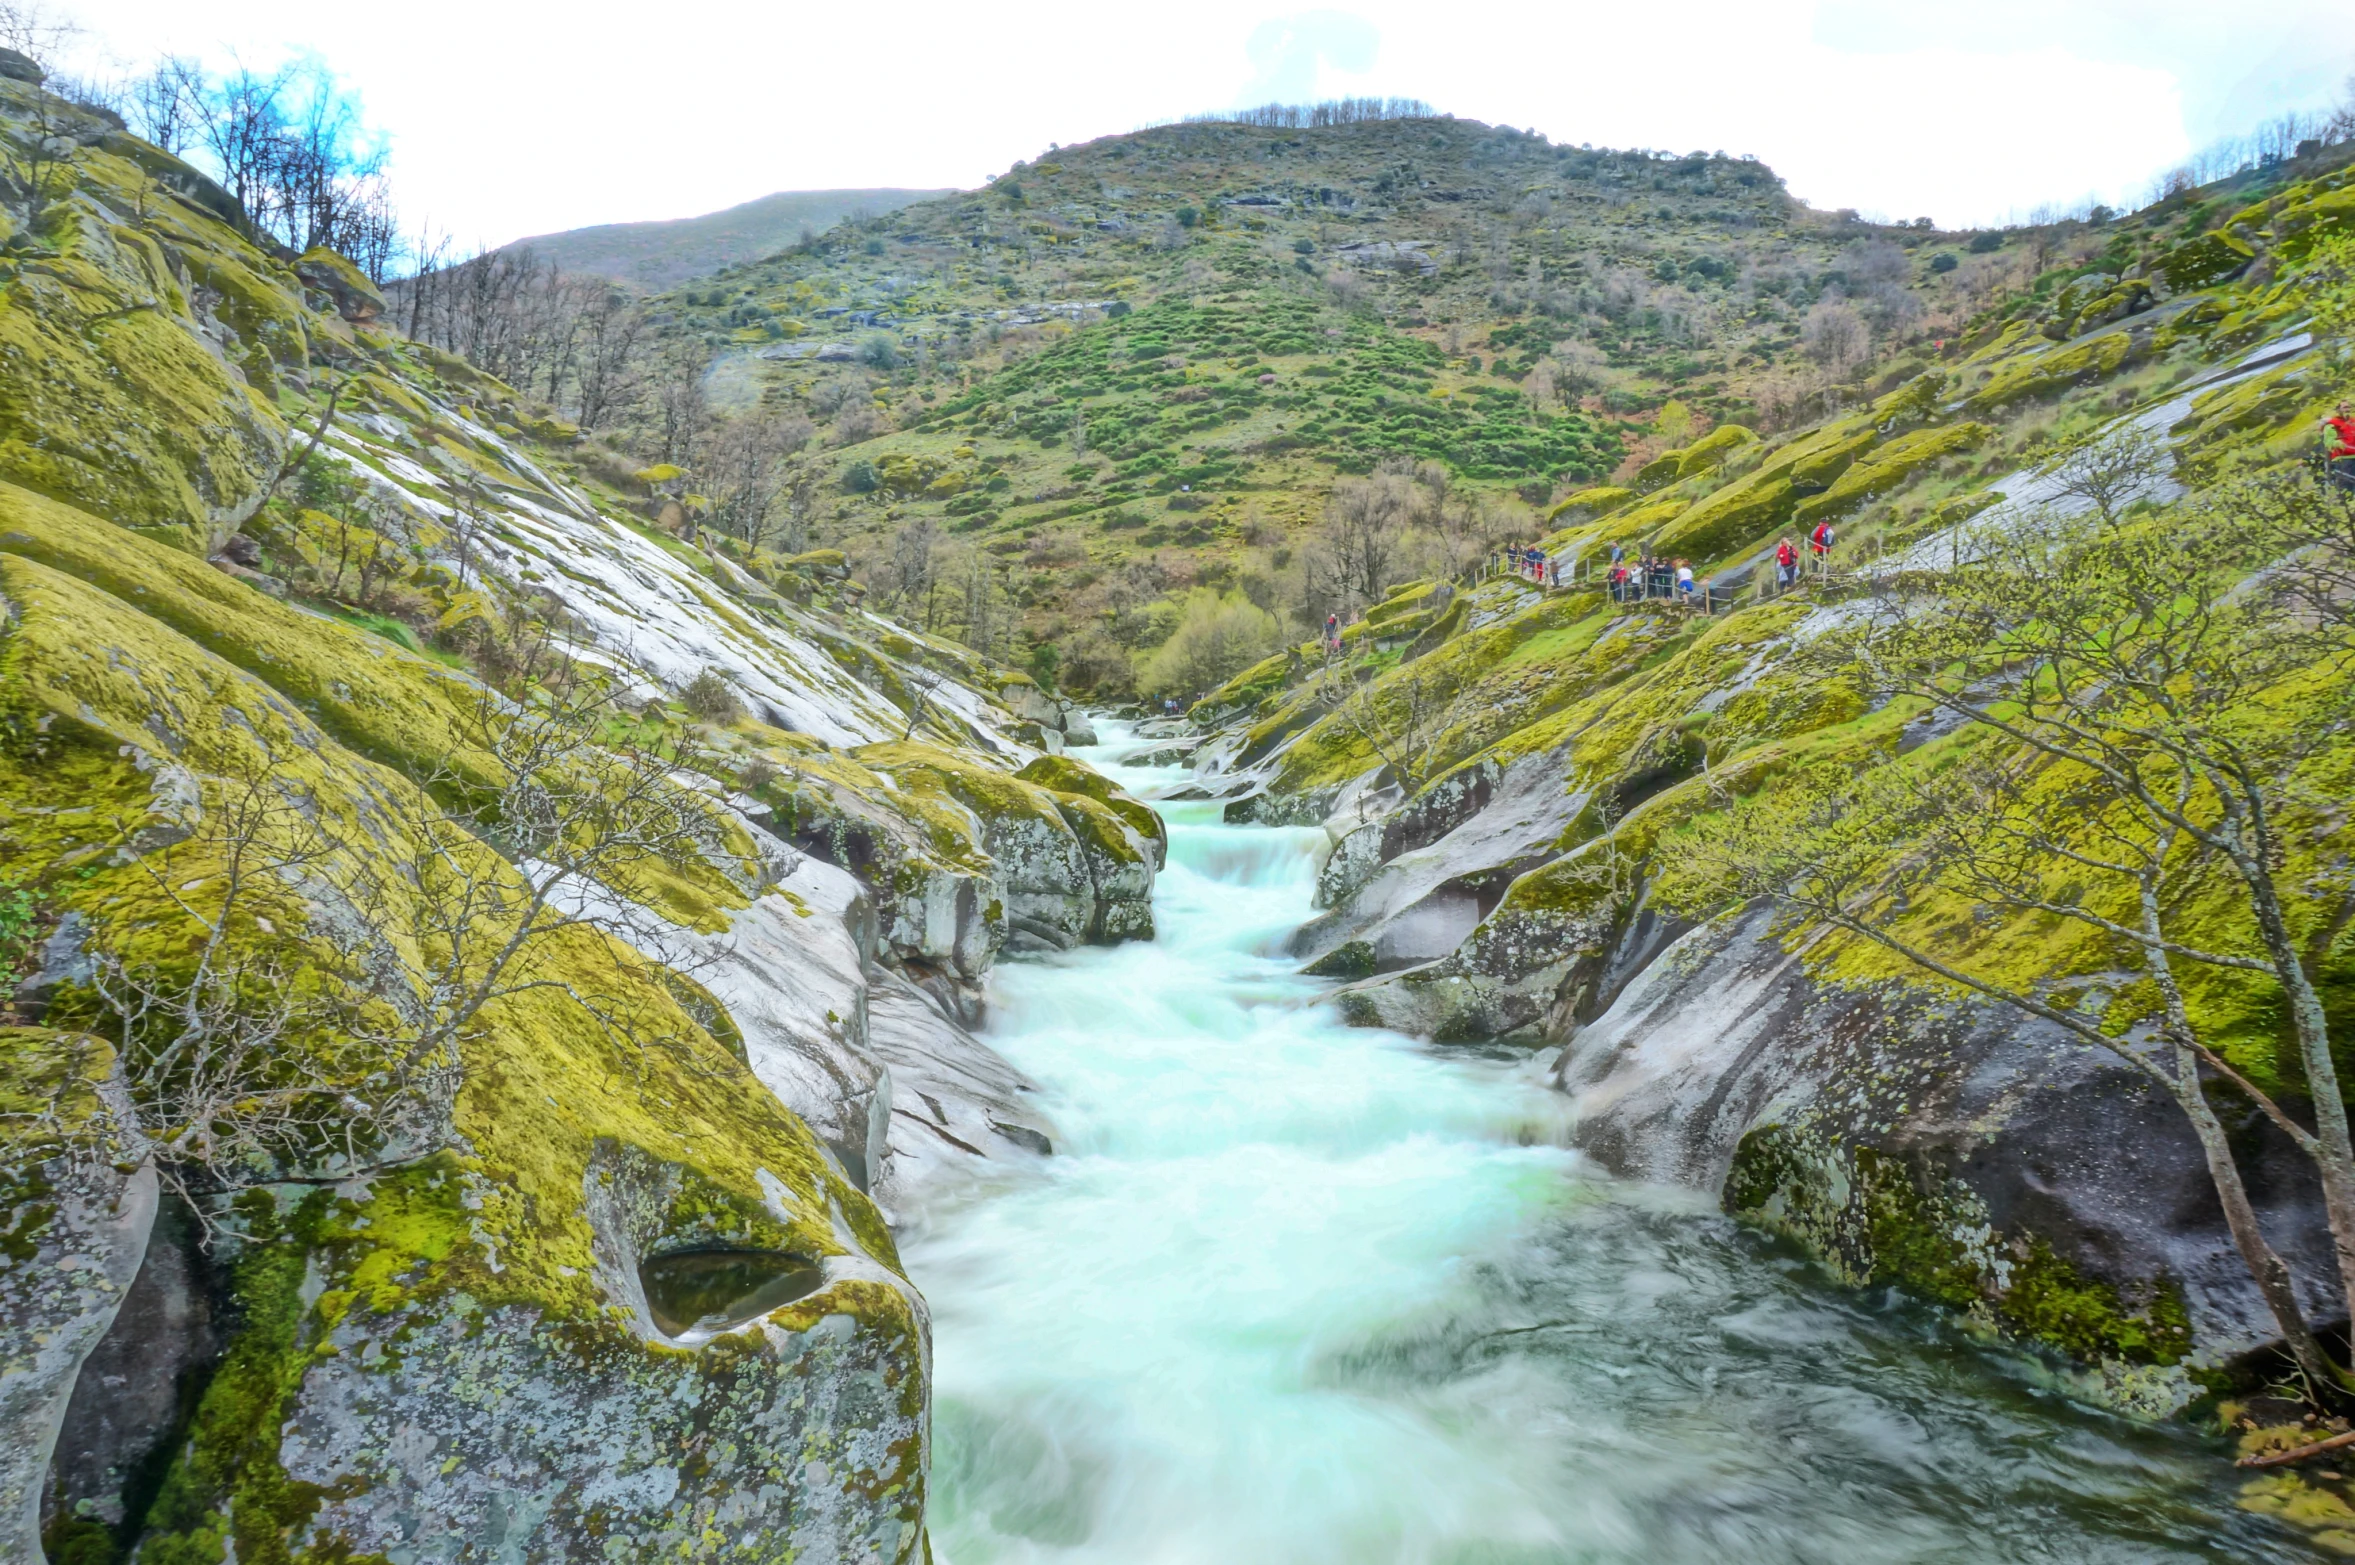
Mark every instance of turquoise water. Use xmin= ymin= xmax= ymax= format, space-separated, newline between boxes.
xmin=903 ymin=731 xmax=2292 ymax=1563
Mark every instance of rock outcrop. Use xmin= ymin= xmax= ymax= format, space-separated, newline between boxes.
xmin=0 ymin=1035 xmax=152 ymax=1563
xmin=0 ymin=82 xmax=1160 ymax=1560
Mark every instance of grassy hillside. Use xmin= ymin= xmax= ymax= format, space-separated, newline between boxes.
xmin=509 ymin=187 xmax=951 ymax=286
xmin=599 ymin=109 xmax=2331 ymax=696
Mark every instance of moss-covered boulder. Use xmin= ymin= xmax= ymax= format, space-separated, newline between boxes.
xmin=1791 ymin=421 xmax=1991 ymax=525
xmin=1546 ymin=484 xmax=1634 ymax=524
xmin=1965 ymin=329 xmax=2143 ymax=414
xmin=863 ymin=741 xmax=1155 ymax=950
xmin=1017 ymin=752 xmax=1168 ymax=869
xmin=2155 ymin=231 xmax=2256 ymax=292
xmin=0 ymin=87 xmax=293 ymax=548
xmin=292 ymin=246 xmax=386 ymax=323
xmin=0 ymin=473 xmax=937 ymax=1556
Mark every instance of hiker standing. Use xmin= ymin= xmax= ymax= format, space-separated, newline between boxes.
xmin=2324 ymin=403 xmax=2355 ymax=491
xmin=1809 ymin=520 xmax=1835 ymax=572
xmin=1325 ymin=612 xmax=1339 ymax=654
xmin=1675 ymin=560 xmax=1696 ymax=601
xmin=1774 ymin=536 xmax=1798 ymax=590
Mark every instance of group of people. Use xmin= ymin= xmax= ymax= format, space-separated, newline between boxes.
xmin=1599 ymin=543 xmax=1699 ymax=604
xmin=1771 ymin=523 xmax=1837 ymax=589
xmin=1491 ymin=519 xmax=1840 ymax=609
xmin=1492 ymin=546 xmax=1569 ymax=587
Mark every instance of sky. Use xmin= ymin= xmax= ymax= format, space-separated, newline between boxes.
xmin=54 ymin=0 xmax=2347 ymax=249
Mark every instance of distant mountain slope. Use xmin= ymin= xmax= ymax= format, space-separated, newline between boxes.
xmin=512 ymin=187 xmax=953 ymax=286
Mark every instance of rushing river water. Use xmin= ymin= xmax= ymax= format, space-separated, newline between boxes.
xmin=902 ymin=728 xmax=2295 ymax=1563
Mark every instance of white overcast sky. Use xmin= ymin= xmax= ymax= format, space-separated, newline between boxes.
xmin=58 ymin=0 xmax=2344 ymax=248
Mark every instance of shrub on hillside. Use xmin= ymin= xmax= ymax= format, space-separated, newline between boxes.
xmin=1138 ymin=590 xmax=1282 ymax=698
xmin=681 ymin=668 xmax=746 ymax=723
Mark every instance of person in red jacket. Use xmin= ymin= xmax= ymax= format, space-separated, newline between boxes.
xmin=2324 ymin=403 xmax=2355 ymax=491
xmin=1809 ymin=521 xmax=1836 ymax=569
xmin=1774 ymin=536 xmax=1798 ymax=590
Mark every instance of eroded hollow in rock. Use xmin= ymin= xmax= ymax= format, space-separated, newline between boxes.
xmin=639 ymin=1249 xmax=828 ymax=1338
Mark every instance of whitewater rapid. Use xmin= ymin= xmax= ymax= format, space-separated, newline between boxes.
xmin=900 ymin=726 xmax=2291 ymax=1563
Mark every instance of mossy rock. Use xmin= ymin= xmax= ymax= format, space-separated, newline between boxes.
xmin=1641 ymin=423 xmax=1758 ymax=488
xmin=1785 ymin=429 xmax=1878 ymax=492
xmin=2269 ymin=183 xmax=2355 ymax=263
xmin=1964 ymin=330 xmax=2140 ymax=414
xmin=1650 ymin=472 xmax=1798 ymax=564
xmin=1728 ymin=1125 xmax=2194 ymax=1375
xmin=0 ymin=498 xmax=928 ymax=1558
xmin=1792 ymin=422 xmax=1991 ymax=525
xmin=293 ymin=246 xmax=386 ymax=323
xmin=1016 ymin=752 xmax=1167 ymax=864
xmin=0 ymin=223 xmax=288 ymax=546
xmin=2157 ymin=232 xmax=2251 ymax=294
xmin=1547 ymin=485 xmax=1634 ymax=523
xmin=1303 ymin=939 xmax=1377 ymax=979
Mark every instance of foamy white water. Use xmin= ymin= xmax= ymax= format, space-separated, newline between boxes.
xmin=902 ymin=725 xmax=2293 ymax=1564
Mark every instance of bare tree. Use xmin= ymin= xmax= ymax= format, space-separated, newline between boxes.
xmin=888 ymin=518 xmax=939 ymax=622
xmin=652 ymin=347 xmax=711 ymax=466
xmin=83 ymin=663 xmax=745 ymax=1225
xmin=2043 ymin=428 xmax=2170 ymax=524
xmin=901 ymin=665 xmax=947 ymax=741
xmin=1313 ymin=465 xmax=1429 ymax=612
xmin=1801 ymin=296 xmax=1871 ymax=374
xmin=1317 ymin=657 xmax=1455 ymax=797
xmin=0 ymin=1 xmax=77 ymax=62
xmin=697 ymin=414 xmax=809 ymax=549
xmin=0 ymin=78 xmax=74 ymax=232
xmin=572 ymin=286 xmax=647 ymax=432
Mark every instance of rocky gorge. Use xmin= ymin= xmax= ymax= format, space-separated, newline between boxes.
xmin=7 ymin=39 xmax=2355 ymax=1564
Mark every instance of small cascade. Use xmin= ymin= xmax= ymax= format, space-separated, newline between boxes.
xmin=904 ymin=730 xmax=2283 ymax=1564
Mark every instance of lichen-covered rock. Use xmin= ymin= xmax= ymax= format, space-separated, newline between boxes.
xmin=273 ymin=1150 xmax=929 ymax=1565
xmin=1549 ymin=907 xmax=2330 ymax=1411
xmin=0 ymin=84 xmax=293 ymax=548
xmin=292 ymin=246 xmax=385 ymax=322
xmin=0 ymin=1032 xmax=153 ymax=1562
xmin=862 ymin=742 xmax=1155 ymax=951
xmin=1 ymin=481 xmax=938 ymax=1558
xmin=1791 ymin=421 xmax=1990 ymax=526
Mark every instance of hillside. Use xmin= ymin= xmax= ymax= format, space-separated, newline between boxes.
xmin=612 ymin=110 xmax=2280 ymax=695
xmin=506 ymin=186 xmax=951 ymax=286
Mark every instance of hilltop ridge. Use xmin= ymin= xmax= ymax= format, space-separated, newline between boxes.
xmin=509 ymin=185 xmax=952 ymax=286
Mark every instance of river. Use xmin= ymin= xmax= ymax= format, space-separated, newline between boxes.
xmin=900 ymin=727 xmax=2293 ymax=1563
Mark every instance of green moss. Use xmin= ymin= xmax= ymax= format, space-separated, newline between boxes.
xmin=1015 ymin=753 xmax=1164 ymax=852
xmin=1304 ymin=940 xmax=1377 ymax=978
xmin=1649 ymin=472 xmax=1795 ymax=563
xmin=137 ymin=1191 xmax=339 ymax=1565
xmin=1729 ymin=1127 xmax=2192 ymax=1369
xmin=0 ymin=234 xmax=287 ymax=543
xmin=1546 ymin=485 xmax=1634 ymax=523
xmin=1792 ymin=422 xmax=1991 ymax=525
xmin=1964 ymin=330 xmax=2140 ymax=414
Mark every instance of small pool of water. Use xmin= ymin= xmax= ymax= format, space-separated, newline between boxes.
xmin=640 ymin=1249 xmax=827 ymax=1338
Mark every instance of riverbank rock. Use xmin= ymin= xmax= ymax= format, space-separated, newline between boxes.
xmin=0 ymin=1034 xmax=152 ymax=1563
xmin=1550 ymin=906 xmax=2335 ymax=1413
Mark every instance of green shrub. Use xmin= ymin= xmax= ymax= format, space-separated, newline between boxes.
xmin=1137 ymin=590 xmax=1281 ymax=697
xmin=681 ymin=668 xmax=746 ymax=723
